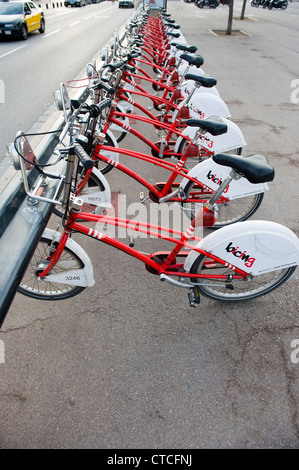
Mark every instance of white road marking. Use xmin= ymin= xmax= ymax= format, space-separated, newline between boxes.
xmin=0 ymin=44 xmax=27 ymax=59
xmin=44 ymin=29 xmax=61 ymax=38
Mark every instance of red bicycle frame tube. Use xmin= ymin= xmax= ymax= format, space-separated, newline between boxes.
xmin=129 ymin=57 xmax=173 ymax=81
xmin=108 ymin=110 xmax=187 ymax=152
xmin=118 ymin=87 xmax=180 ymax=119
xmin=119 ymin=84 xmax=182 ymax=121
xmin=38 ymin=208 xmax=248 ymax=282
xmin=92 ymin=143 xmax=218 ymax=202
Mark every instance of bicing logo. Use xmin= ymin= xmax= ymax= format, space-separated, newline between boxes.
xmin=225 ymin=242 xmax=256 ymax=268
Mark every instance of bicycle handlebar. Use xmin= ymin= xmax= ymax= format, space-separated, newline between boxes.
xmin=98 ymin=81 xmax=116 ymax=95
xmin=105 ymin=60 xmax=126 ymax=72
xmin=87 ymin=98 xmax=112 ymax=117
xmin=73 ymin=142 xmax=94 ymax=170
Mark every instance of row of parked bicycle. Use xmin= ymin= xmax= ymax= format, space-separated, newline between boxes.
xmin=8 ymin=4 xmax=298 ymax=308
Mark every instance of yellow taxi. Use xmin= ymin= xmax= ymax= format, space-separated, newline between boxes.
xmin=0 ymin=1 xmax=45 ymax=40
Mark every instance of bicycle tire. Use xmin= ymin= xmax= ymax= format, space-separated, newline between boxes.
xmin=177 ymin=137 xmax=242 ymax=170
xmin=182 ymin=180 xmax=264 ymax=228
xmin=110 ymin=103 xmax=131 ymax=144
xmin=95 ymin=132 xmax=116 ymax=175
xmin=18 ymin=235 xmax=86 ymax=300
xmin=190 ymin=255 xmax=296 ymax=301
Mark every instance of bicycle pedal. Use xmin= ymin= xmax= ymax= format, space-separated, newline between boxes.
xmin=225 ymin=284 xmax=234 ymax=290
xmin=188 ymin=287 xmax=201 ymax=308
xmin=140 ymin=192 xmax=150 ymax=204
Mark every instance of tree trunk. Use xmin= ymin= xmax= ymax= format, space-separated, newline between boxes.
xmin=240 ymin=0 xmax=247 ymax=19
xmin=226 ymin=0 xmax=234 ymax=35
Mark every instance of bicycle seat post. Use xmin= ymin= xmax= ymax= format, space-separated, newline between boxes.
xmin=204 ymin=169 xmax=237 ymax=212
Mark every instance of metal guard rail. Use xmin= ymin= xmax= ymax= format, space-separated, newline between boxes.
xmin=0 ymin=18 xmax=139 ymax=326
xmin=0 ymin=127 xmax=62 ymax=326
xmin=0 ymin=85 xmax=93 ymax=326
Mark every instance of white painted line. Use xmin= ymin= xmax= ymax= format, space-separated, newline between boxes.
xmin=240 ymin=30 xmax=252 ymax=37
xmin=209 ymin=29 xmax=218 ymax=37
xmin=94 ymin=16 xmax=110 ymax=18
xmin=97 ymin=6 xmax=114 ymax=13
xmin=46 ymin=10 xmax=74 ymax=19
xmin=248 ymin=15 xmax=259 ymax=21
xmin=44 ymin=29 xmax=61 ymax=38
xmin=0 ymin=44 xmax=27 ymax=59
xmin=70 ymin=21 xmax=80 ymax=27
xmin=84 ymin=13 xmax=101 ymax=19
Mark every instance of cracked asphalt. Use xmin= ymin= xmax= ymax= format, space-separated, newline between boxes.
xmin=0 ymin=0 xmax=298 ymax=449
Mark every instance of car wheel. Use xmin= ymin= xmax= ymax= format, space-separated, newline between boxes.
xmin=39 ymin=18 xmax=45 ymax=34
xmin=20 ymin=24 xmax=28 ymax=40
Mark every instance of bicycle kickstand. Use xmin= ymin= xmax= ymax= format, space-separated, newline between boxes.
xmin=188 ymin=286 xmax=201 ymax=308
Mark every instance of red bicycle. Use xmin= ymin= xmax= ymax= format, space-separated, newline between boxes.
xmin=50 ymin=93 xmax=268 ymax=229
xmin=11 ymin=130 xmax=298 ymax=307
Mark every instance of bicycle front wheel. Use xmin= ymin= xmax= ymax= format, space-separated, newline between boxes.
xmin=53 ymin=168 xmax=105 ymax=218
xmin=182 ymin=180 xmax=264 ymax=228
xmin=94 ymin=131 xmax=117 ymax=175
xmin=18 ymin=235 xmax=86 ymax=300
xmin=190 ymin=254 xmax=296 ymax=301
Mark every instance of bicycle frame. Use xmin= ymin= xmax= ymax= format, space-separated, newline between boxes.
xmin=106 ymin=105 xmax=192 ymax=158
xmin=37 ymin=196 xmax=248 ymax=288
xmin=90 ymin=142 xmax=219 ymax=204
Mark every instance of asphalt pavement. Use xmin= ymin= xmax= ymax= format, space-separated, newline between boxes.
xmin=0 ymin=0 xmax=298 ymax=450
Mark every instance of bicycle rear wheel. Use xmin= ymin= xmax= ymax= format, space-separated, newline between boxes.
xmin=53 ymin=168 xmax=105 ymax=218
xmin=18 ymin=235 xmax=86 ymax=300
xmin=177 ymin=137 xmax=242 ymax=170
xmin=190 ymin=254 xmax=296 ymax=301
xmin=182 ymin=180 xmax=264 ymax=228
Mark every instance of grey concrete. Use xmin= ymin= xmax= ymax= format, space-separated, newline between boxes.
xmin=0 ymin=0 xmax=298 ymax=449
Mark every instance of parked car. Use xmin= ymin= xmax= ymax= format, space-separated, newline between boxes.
xmin=0 ymin=0 xmax=45 ymax=40
xmin=195 ymin=0 xmax=219 ymax=7
xmin=119 ymin=0 xmax=134 ymax=8
xmin=64 ymin=0 xmax=86 ymax=6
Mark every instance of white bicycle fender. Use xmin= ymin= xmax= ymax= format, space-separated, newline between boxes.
xmin=184 ymin=220 xmax=299 ymax=276
xmin=180 ymin=157 xmax=268 ymax=200
xmin=41 ymin=229 xmax=95 ymax=287
xmin=181 ymin=81 xmax=220 ymax=99
xmin=177 ymin=65 xmax=220 ymax=98
xmin=174 ymin=116 xmax=246 ymax=154
xmin=170 ymin=36 xmax=188 ymax=54
xmin=105 ymin=129 xmax=119 ymax=161
xmin=110 ymin=102 xmax=132 ymax=126
xmin=79 ymin=166 xmax=112 ymax=209
xmin=172 ymin=93 xmax=231 ymax=123
xmin=178 ymin=64 xmax=205 ymax=79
